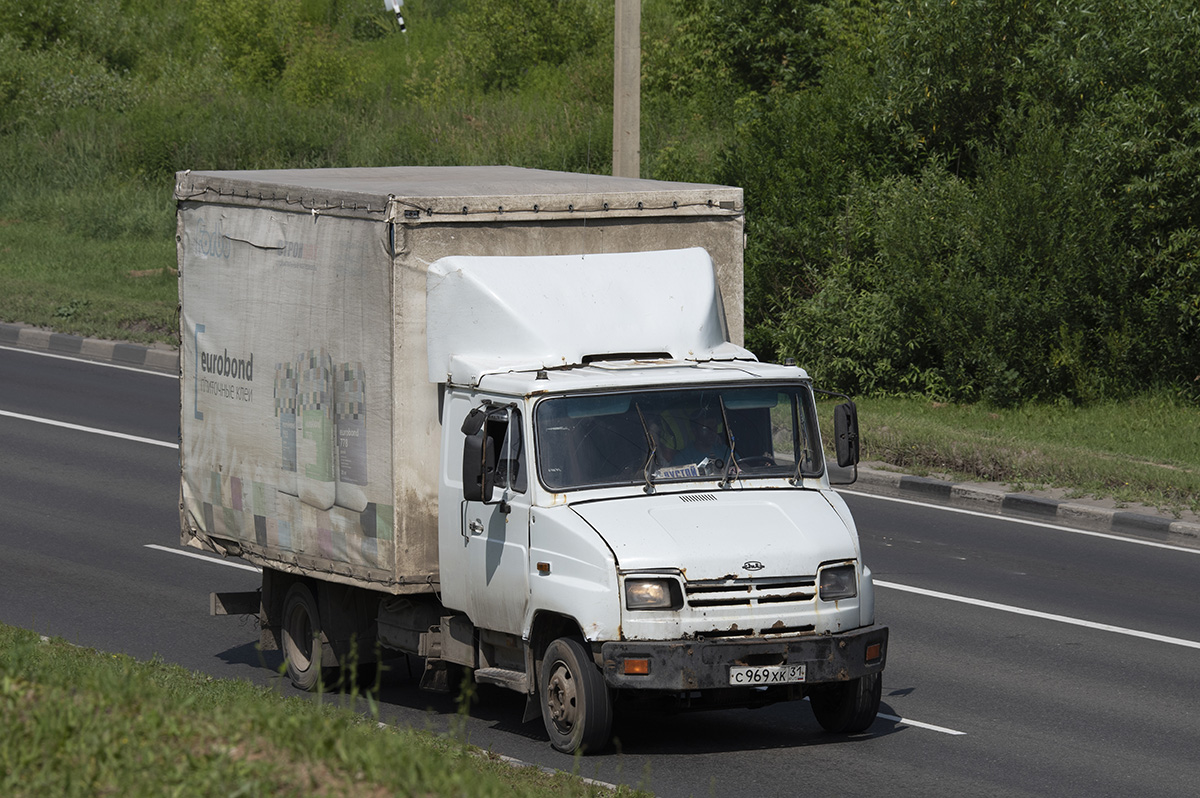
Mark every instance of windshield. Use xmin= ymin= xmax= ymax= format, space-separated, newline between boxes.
xmin=534 ymin=385 xmax=823 ymax=491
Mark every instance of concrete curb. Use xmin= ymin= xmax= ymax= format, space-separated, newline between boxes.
xmin=4 ymin=320 xmax=1197 ymax=545
xmin=0 ymin=321 xmax=179 ymax=374
xmin=852 ymin=466 xmax=1200 ymax=543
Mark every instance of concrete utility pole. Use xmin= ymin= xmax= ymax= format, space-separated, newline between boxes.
xmin=612 ymin=0 xmax=641 ymax=178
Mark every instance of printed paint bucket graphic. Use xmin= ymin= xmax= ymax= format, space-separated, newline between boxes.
xmin=274 ymin=361 xmax=298 ymax=496
xmin=296 ymin=348 xmax=336 ymax=510
xmin=335 ymin=361 xmax=368 ymax=512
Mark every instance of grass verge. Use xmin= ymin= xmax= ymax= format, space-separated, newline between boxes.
xmin=842 ymin=394 xmax=1200 ymax=517
xmin=0 ymin=625 xmax=643 ymax=797
xmin=0 ymin=217 xmax=177 ymax=344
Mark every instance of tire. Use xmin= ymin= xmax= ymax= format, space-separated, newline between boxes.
xmin=810 ymin=672 xmax=882 ymax=733
xmin=281 ymin=582 xmax=326 ymax=692
xmin=538 ymin=637 xmax=613 ymax=754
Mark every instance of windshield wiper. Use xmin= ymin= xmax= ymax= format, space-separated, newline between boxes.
xmin=634 ymin=403 xmax=658 ymax=494
xmin=717 ymin=396 xmax=739 ymax=489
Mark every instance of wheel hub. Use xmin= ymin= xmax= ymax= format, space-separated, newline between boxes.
xmin=546 ymin=662 xmax=578 ymax=730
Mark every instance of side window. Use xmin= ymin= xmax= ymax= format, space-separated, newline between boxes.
xmin=490 ymin=407 xmax=527 ymax=494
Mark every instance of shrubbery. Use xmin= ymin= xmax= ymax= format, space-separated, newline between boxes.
xmin=654 ymin=0 xmax=1200 ymax=404
xmin=0 ymin=0 xmax=1196 ymax=404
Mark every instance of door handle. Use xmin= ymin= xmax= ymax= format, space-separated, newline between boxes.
xmin=468 ymin=518 xmax=484 ymax=536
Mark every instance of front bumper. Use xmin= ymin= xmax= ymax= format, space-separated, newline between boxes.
xmin=600 ymin=624 xmax=888 ymax=691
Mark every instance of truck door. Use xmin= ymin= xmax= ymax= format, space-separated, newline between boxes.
xmin=460 ymin=406 xmax=531 ymax=636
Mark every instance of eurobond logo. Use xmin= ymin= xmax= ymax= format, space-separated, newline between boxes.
xmin=193 ymin=324 xmax=255 ymax=420
xmin=200 ymin=348 xmax=254 ymax=381
xmin=743 ymin=560 xmax=765 ymax=572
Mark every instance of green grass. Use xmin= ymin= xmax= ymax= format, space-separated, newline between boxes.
xmin=0 ymin=624 xmax=645 ymax=797
xmin=0 ymin=216 xmax=177 ymax=343
xmin=844 ymin=395 xmax=1200 ymax=516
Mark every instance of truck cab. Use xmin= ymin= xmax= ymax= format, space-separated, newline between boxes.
xmin=426 ymin=251 xmax=888 ymax=753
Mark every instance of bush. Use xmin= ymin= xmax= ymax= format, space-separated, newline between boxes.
xmin=645 ymin=0 xmax=826 ymax=99
xmin=280 ymin=24 xmax=363 ymax=107
xmin=193 ymin=0 xmax=300 ymax=88
xmin=753 ymin=0 xmax=1200 ymax=403
xmin=0 ymin=37 xmax=137 ymax=135
xmin=0 ymin=0 xmax=141 ymax=71
xmin=717 ymin=60 xmax=891 ymax=359
xmin=452 ymin=0 xmax=608 ymax=91
xmin=775 ymin=102 xmax=1194 ymax=405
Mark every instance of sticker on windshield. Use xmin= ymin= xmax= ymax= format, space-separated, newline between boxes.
xmin=656 ymin=463 xmax=704 ymax=479
xmin=655 ymin=457 xmax=723 ymax=480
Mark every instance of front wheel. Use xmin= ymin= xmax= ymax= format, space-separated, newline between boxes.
xmin=538 ymin=637 xmax=613 ymax=754
xmin=809 ymin=672 xmax=882 ymax=733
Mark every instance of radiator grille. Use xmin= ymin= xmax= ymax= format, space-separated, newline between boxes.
xmin=684 ymin=576 xmax=816 ymax=608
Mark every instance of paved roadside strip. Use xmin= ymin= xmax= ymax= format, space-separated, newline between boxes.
xmin=0 ymin=321 xmax=178 ymax=374
xmin=4 ymin=320 xmax=1197 ymax=544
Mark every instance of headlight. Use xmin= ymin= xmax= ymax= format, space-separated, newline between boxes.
xmin=625 ymin=578 xmax=683 ymax=610
xmin=819 ymin=564 xmax=858 ymax=601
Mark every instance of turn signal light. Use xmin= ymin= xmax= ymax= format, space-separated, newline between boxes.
xmin=623 ymin=658 xmax=650 ymax=675
xmin=865 ymin=643 xmax=882 ymax=663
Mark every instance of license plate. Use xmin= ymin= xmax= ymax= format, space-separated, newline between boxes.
xmin=728 ymin=664 xmax=806 ymax=686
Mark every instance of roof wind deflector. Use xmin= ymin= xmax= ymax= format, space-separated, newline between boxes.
xmin=581 ymin=352 xmax=672 ymax=364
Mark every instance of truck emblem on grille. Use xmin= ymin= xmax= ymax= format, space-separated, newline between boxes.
xmin=743 ymin=560 xmax=764 ymax=571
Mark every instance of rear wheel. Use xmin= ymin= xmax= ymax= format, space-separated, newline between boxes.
xmin=281 ymin=582 xmax=326 ymax=691
xmin=810 ymin=672 xmax=882 ymax=733
xmin=538 ymin=637 xmax=613 ymax=754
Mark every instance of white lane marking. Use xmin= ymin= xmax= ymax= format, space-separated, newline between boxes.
xmin=838 ymin=488 xmax=1200 ymax=555
xmin=803 ymin=697 xmax=966 ymax=736
xmin=876 ymin=712 xmax=966 ymax=736
xmin=0 ymin=344 xmax=177 ymax=378
xmin=0 ymin=408 xmax=177 ymax=449
xmin=877 ymin=579 xmax=1200 ymax=650
xmin=144 ymin=544 xmax=261 ymax=573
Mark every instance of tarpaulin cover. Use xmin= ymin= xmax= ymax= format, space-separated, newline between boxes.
xmin=178 ymin=203 xmax=398 ymax=585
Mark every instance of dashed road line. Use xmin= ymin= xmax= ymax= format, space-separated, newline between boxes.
xmin=144 ymin=543 xmax=260 ymax=573
xmin=876 ymin=711 xmax=966 ymax=736
xmin=0 ymin=409 xmax=177 ymax=449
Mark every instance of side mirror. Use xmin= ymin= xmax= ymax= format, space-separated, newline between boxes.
xmin=463 ymin=429 xmax=496 ymax=503
xmin=833 ymin=401 xmax=859 ymax=468
xmin=461 ymin=406 xmax=487 ymax=436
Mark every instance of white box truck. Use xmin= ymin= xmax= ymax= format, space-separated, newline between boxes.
xmin=176 ymin=166 xmax=888 ymax=754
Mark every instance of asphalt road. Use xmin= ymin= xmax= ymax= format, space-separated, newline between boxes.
xmin=2 ymin=344 xmax=1199 ymax=797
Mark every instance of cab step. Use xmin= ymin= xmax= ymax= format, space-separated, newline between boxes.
xmin=474 ymin=667 xmax=530 ymax=693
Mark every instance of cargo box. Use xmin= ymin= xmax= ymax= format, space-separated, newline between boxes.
xmin=176 ymin=166 xmax=744 ymax=593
